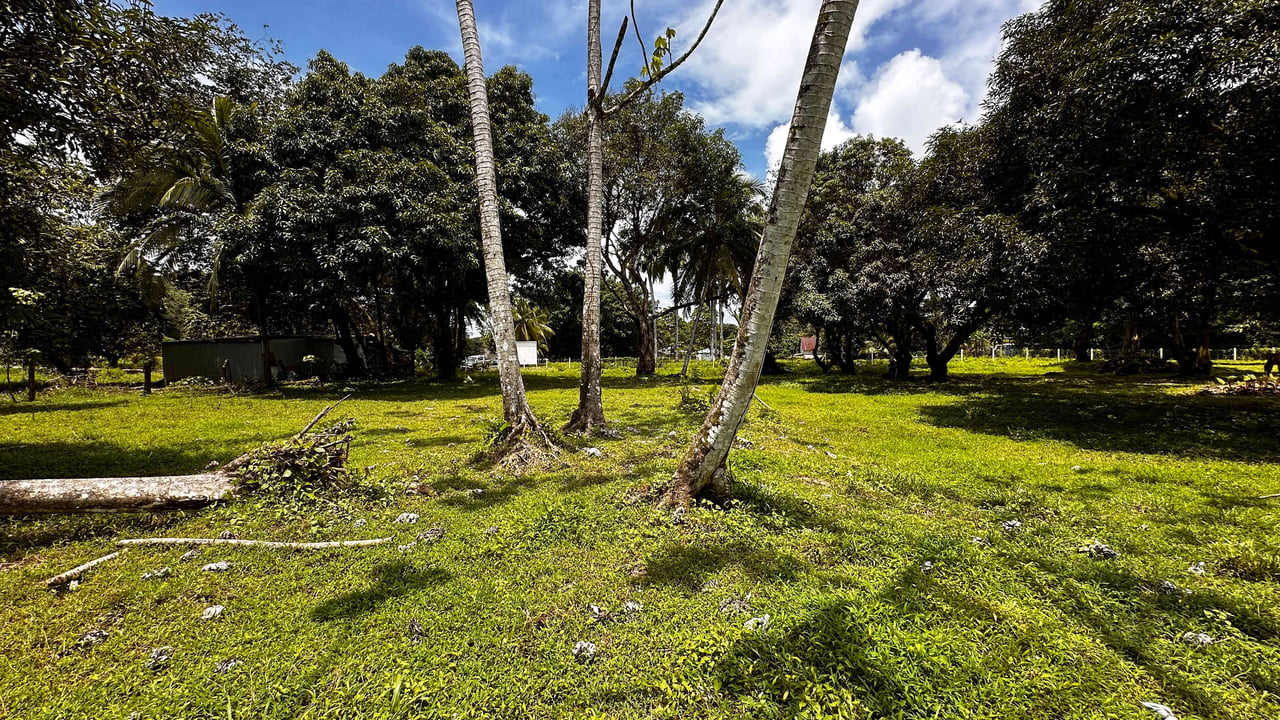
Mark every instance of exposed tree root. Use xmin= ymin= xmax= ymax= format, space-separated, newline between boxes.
xmin=482 ymin=421 xmax=560 ymax=472
xmin=660 ymin=464 xmax=731 ymax=509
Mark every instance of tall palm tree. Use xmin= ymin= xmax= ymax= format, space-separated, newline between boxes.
xmin=565 ymin=0 xmax=608 ymax=434
xmin=567 ymin=0 xmax=726 ymax=432
xmin=512 ymin=297 xmax=555 ymax=351
xmin=455 ymin=0 xmax=541 ymax=435
xmin=660 ymin=170 xmax=763 ymax=375
xmin=667 ymin=0 xmax=859 ymax=506
xmin=100 ymin=96 xmax=244 ymax=292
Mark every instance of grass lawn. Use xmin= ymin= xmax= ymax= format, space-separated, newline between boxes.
xmin=1 ymin=359 xmax=1278 ymax=719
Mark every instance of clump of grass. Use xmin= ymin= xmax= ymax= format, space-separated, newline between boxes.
xmin=1212 ymin=540 xmax=1280 ymax=581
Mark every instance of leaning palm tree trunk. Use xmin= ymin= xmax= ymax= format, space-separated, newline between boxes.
xmin=455 ymin=0 xmax=539 ymax=432
xmin=566 ymin=0 xmax=609 ymax=434
xmin=665 ymin=0 xmax=859 ymax=506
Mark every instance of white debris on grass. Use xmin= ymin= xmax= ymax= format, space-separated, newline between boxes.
xmin=971 ymin=536 xmax=990 ymax=548
xmin=1071 ymin=465 xmax=1085 ymax=473
xmin=394 ymin=512 xmax=419 ymax=524
xmin=201 ymin=561 xmax=231 ymax=573
xmin=1078 ymin=542 xmax=1119 ymax=559
xmin=671 ymin=506 xmax=685 ymax=524
xmin=179 ymin=550 xmax=200 ymax=562
xmin=353 ymin=519 xmax=368 ymax=528
xmin=201 ymin=605 xmax=224 ymax=621
xmin=141 ymin=567 xmax=171 ymax=580
xmin=744 ymin=614 xmax=771 ymax=631
xmin=1180 ymin=631 xmax=1216 ymax=647
xmin=572 ymin=641 xmax=597 ymax=663
xmin=921 ymin=561 xmax=935 ymax=574
xmin=720 ymin=594 xmax=753 ymax=614
xmin=583 ymin=447 xmax=603 ymax=458
xmin=623 ymin=600 xmax=642 ymax=614
xmin=417 ymin=527 xmax=445 ymax=543
xmin=1141 ymin=701 xmax=1179 ymax=719
xmin=214 ymin=657 xmax=242 ymax=674
xmin=1001 ymin=520 xmax=1022 ymax=533
xmin=1188 ymin=561 xmax=1206 ymax=576
xmin=589 ymin=604 xmax=612 ymax=623
xmin=145 ymin=647 xmax=173 ymax=671
xmin=77 ymin=630 xmax=109 ymax=648
xmin=825 ymin=451 xmax=837 ymax=459
xmin=397 ymin=542 xmax=417 ymax=552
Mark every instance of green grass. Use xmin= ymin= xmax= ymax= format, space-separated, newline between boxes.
xmin=1 ymin=359 xmax=1278 ymax=719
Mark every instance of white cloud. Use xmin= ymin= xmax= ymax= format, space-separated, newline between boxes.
xmin=669 ymin=0 xmax=908 ymax=128
xmin=851 ymin=49 xmax=967 ymax=154
xmin=763 ymin=112 xmax=859 ymax=174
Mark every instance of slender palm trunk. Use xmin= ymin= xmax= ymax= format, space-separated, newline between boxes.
xmin=566 ymin=0 xmax=608 ymax=433
xmin=681 ymin=304 xmax=701 ymax=378
xmin=455 ymin=0 xmax=538 ymax=430
xmin=665 ymin=0 xmax=858 ymax=506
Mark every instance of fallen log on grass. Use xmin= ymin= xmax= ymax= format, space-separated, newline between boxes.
xmin=3 ymin=396 xmax=353 ymax=516
xmin=0 ymin=474 xmax=234 ymax=515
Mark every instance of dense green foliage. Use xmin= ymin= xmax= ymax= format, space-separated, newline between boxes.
xmin=2 ymin=361 xmax=1278 ymax=718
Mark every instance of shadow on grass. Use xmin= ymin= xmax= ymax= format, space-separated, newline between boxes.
xmin=310 ymin=561 xmax=451 ymax=621
xmin=996 ymin=552 xmax=1280 ymax=718
xmin=707 ymin=549 xmax=1279 ymax=720
xmin=728 ymin=479 xmax=848 ymax=534
xmin=0 ymin=400 xmax=129 ymax=417
xmin=0 ymin=440 xmax=247 ymax=481
xmin=642 ymin=541 xmax=804 ymax=593
xmin=916 ymin=376 xmax=1280 ymax=462
xmin=0 ymin=511 xmax=194 ymax=560
xmin=434 ymin=470 xmax=618 ymax=512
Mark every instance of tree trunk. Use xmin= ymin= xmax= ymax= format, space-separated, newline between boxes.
xmin=1194 ymin=321 xmax=1214 ymax=375
xmin=812 ymin=326 xmax=830 ymax=372
xmin=142 ymin=359 xmax=154 ymax=394
xmin=761 ymin=349 xmax=781 ymax=375
xmin=1073 ymin=326 xmax=1091 ymax=362
xmin=255 ymin=293 xmax=275 ymax=387
xmin=456 ymin=0 xmax=539 ymax=431
xmin=681 ymin=305 xmax=701 ymax=377
xmin=665 ymin=0 xmax=857 ymax=506
xmin=886 ymin=330 xmax=913 ymax=380
xmin=0 ymin=474 xmax=234 ymax=515
xmin=1120 ymin=319 xmax=1139 ymax=358
xmin=333 ymin=310 xmax=366 ymax=379
xmin=565 ymin=0 xmax=608 ymax=433
xmin=636 ymin=311 xmax=656 ymax=375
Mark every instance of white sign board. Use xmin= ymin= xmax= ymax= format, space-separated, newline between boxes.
xmin=516 ymin=341 xmax=539 ymax=367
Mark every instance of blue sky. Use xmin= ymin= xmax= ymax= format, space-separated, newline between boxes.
xmin=155 ymin=0 xmax=1042 ymax=179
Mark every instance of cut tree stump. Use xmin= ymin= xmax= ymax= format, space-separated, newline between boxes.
xmin=0 ymin=474 xmax=234 ymax=515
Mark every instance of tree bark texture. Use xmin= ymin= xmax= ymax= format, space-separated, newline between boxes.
xmin=456 ymin=0 xmax=539 ymax=429
xmin=665 ymin=0 xmax=858 ymax=506
xmin=0 ymin=474 xmax=234 ymax=515
xmin=566 ymin=0 xmax=608 ymax=433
